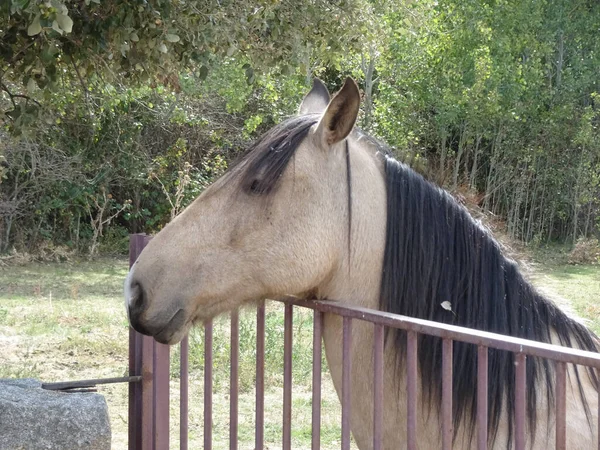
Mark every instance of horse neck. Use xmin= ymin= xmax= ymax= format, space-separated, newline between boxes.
xmin=316 ymin=140 xmax=387 ymax=310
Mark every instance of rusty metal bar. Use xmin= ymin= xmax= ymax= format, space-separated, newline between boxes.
xmin=373 ymin=323 xmax=384 ymax=450
xmin=311 ymin=310 xmax=323 ymax=450
xmin=477 ymin=345 xmax=488 ymax=450
xmin=515 ymin=353 xmax=526 ymax=450
xmin=283 ymin=304 xmax=293 ymax=450
xmin=555 ymin=362 xmax=567 ymax=450
xmin=407 ymin=331 xmax=418 ymax=450
xmin=230 ymin=309 xmax=239 ymax=450
xmin=42 ymin=376 xmax=142 ymax=391
xmin=279 ymin=298 xmax=600 ymax=368
xmin=442 ymin=339 xmax=453 ymax=450
xmin=342 ymin=317 xmax=353 ymax=450
xmin=255 ymin=301 xmax=266 ymax=450
xmin=129 ymin=234 xmax=148 ymax=450
xmin=154 ymin=341 xmax=170 ymax=448
xmin=204 ymin=320 xmax=213 ymax=450
xmin=129 ymin=327 xmax=140 ymax=450
xmin=133 ymin=330 xmax=144 ymax=449
xmin=180 ymin=335 xmax=189 ymax=450
xmin=141 ymin=335 xmax=155 ymax=449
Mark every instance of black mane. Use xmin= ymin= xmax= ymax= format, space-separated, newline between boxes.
xmin=381 ymin=156 xmax=599 ymax=447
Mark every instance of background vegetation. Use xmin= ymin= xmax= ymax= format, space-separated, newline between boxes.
xmin=1 ymin=0 xmax=599 ymax=256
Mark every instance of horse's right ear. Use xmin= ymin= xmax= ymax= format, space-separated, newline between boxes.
xmin=298 ymin=79 xmax=331 ymax=115
xmin=315 ymin=77 xmax=360 ymax=146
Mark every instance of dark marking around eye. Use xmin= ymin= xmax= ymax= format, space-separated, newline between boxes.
xmin=249 ymin=179 xmax=260 ymax=193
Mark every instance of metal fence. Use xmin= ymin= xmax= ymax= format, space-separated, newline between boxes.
xmin=127 ymin=234 xmax=600 ymax=450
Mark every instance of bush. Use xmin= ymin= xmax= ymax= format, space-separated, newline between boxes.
xmin=568 ymin=238 xmax=600 ymax=265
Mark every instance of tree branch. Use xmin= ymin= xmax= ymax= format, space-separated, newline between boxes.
xmin=0 ymin=81 xmax=42 ymax=108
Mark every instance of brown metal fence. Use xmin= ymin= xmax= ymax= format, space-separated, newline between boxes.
xmin=127 ymin=234 xmax=600 ymax=450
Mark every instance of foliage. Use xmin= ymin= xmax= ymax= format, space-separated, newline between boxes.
xmin=373 ymin=0 xmax=600 ymax=243
xmin=1 ymin=0 xmax=599 ymax=253
xmin=1 ymin=0 xmax=369 ymax=132
xmin=568 ymin=238 xmax=600 ymax=265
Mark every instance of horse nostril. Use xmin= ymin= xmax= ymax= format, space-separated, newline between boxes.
xmin=129 ymin=281 xmax=146 ymax=316
xmin=133 ymin=283 xmax=144 ymax=310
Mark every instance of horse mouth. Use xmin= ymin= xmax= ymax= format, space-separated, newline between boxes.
xmin=152 ymin=308 xmax=189 ymax=345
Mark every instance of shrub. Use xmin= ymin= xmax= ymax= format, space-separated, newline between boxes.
xmin=568 ymin=238 xmax=600 ymax=265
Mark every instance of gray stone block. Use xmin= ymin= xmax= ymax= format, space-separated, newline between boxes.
xmin=0 ymin=378 xmax=111 ymax=450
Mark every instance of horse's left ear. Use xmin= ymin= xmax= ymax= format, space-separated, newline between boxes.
xmin=316 ymin=77 xmax=360 ymax=146
xmin=299 ymin=78 xmax=331 ymax=115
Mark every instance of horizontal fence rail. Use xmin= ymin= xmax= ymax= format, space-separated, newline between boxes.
xmin=280 ymin=297 xmax=600 ymax=368
xmin=127 ymin=234 xmax=600 ymax=450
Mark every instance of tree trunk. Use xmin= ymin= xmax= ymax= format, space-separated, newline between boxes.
xmin=453 ymin=123 xmax=468 ymax=190
xmin=469 ymin=135 xmax=482 ymax=190
xmin=439 ymin=132 xmax=447 ymax=185
xmin=360 ymin=51 xmax=377 ymax=132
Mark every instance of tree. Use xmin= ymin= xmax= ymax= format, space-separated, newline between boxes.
xmin=1 ymin=0 xmax=370 ymax=130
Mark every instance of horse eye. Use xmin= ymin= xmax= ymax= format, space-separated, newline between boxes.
xmin=249 ymin=179 xmax=261 ymax=193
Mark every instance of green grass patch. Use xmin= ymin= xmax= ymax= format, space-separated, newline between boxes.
xmin=529 ymin=263 xmax=600 ymax=335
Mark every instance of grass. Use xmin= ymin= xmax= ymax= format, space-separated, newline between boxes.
xmin=0 ymin=255 xmax=598 ymax=449
xmin=0 ymin=257 xmax=348 ymax=449
xmin=528 ymin=260 xmax=600 ymax=335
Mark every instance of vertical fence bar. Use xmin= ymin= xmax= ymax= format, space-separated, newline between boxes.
xmin=283 ymin=304 xmax=293 ymax=450
xmin=598 ymin=386 xmax=600 ymax=450
xmin=130 ymin=329 xmax=143 ymax=449
xmin=515 ymin=353 xmax=526 ymax=450
xmin=204 ymin=320 xmax=213 ymax=450
xmin=129 ymin=234 xmax=146 ymax=450
xmin=407 ymin=331 xmax=418 ymax=450
xmin=442 ymin=339 xmax=453 ymax=450
xmin=341 ymin=317 xmax=353 ymax=450
xmin=230 ymin=309 xmax=239 ymax=450
xmin=477 ymin=346 xmax=488 ymax=450
xmin=141 ymin=335 xmax=155 ymax=448
xmin=373 ymin=324 xmax=384 ymax=450
xmin=555 ymin=362 xmax=567 ymax=450
xmin=255 ymin=301 xmax=266 ymax=450
xmin=128 ymin=234 xmax=156 ymax=450
xmin=129 ymin=326 xmax=139 ymax=449
xmin=311 ymin=311 xmax=323 ymax=450
xmin=154 ymin=341 xmax=170 ymax=448
xmin=180 ymin=336 xmax=189 ymax=450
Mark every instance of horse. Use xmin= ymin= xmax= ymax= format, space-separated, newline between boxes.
xmin=125 ymin=77 xmax=599 ymax=449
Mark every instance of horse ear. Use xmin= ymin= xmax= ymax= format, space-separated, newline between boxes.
xmin=298 ymin=78 xmax=331 ymax=115
xmin=316 ymin=77 xmax=360 ymax=146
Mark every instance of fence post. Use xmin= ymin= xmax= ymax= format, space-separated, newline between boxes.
xmin=128 ymin=234 xmax=171 ymax=450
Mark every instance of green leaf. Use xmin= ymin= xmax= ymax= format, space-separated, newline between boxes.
xmin=158 ymin=43 xmax=168 ymax=53
xmin=165 ymin=34 xmax=180 ymax=43
xmin=52 ymin=20 xmax=63 ymax=35
xmin=56 ymin=14 xmax=74 ymax=34
xmin=11 ymin=0 xmax=30 ymax=12
xmin=26 ymin=77 xmax=36 ymax=93
xmin=27 ymin=15 xmax=42 ymax=36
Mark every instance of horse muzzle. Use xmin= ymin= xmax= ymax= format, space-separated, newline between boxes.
xmin=125 ymin=276 xmax=188 ymax=345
